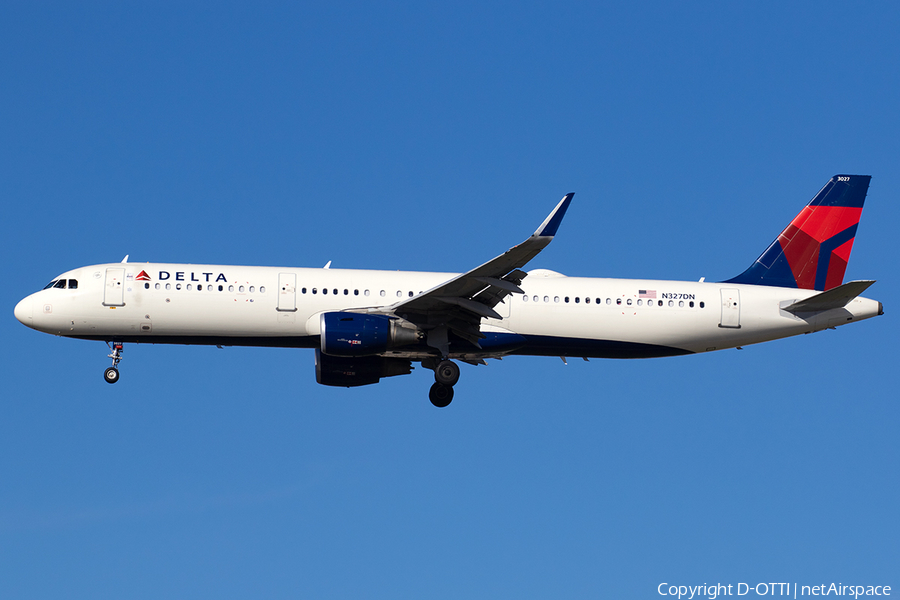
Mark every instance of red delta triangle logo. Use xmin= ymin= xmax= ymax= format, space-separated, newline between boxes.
xmin=135 ymin=270 xmax=151 ymax=281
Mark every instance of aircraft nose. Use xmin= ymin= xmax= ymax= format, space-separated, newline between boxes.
xmin=14 ymin=297 xmax=33 ymax=326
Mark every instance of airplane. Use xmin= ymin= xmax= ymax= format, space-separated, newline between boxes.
xmin=14 ymin=175 xmax=883 ymax=407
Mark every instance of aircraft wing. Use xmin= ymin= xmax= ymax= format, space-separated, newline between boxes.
xmin=374 ymin=193 xmax=574 ymax=347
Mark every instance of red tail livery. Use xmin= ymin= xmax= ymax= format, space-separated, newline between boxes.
xmin=726 ymin=175 xmax=870 ymax=291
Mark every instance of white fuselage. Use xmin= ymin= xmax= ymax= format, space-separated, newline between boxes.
xmin=14 ymin=262 xmax=883 ymax=359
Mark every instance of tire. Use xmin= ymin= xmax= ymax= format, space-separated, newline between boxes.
xmin=429 ymin=382 xmax=454 ymax=408
xmin=104 ymin=367 xmax=120 ymax=384
xmin=434 ymin=360 xmax=460 ymax=386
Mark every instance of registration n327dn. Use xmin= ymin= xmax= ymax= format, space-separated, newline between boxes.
xmin=14 ymin=175 xmax=883 ymax=407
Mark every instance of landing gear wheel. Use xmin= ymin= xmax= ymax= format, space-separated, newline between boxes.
xmin=105 ymin=342 xmax=124 ymax=384
xmin=104 ymin=367 xmax=120 ymax=384
xmin=429 ymin=382 xmax=454 ymax=408
xmin=434 ymin=360 xmax=460 ymax=386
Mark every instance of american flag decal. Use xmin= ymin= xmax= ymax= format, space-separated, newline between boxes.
xmin=639 ymin=289 xmax=656 ymax=298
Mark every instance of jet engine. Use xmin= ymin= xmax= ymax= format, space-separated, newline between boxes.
xmin=319 ymin=312 xmax=421 ymax=357
xmin=315 ymin=349 xmax=413 ymax=387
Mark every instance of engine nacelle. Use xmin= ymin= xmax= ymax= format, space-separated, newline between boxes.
xmin=315 ymin=349 xmax=413 ymax=387
xmin=319 ymin=312 xmax=420 ymax=357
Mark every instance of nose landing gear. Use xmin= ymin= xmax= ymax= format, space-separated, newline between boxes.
xmin=104 ymin=342 xmax=123 ymax=384
xmin=428 ymin=359 xmax=460 ymax=408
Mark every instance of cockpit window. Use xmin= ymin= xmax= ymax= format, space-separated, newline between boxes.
xmin=41 ymin=278 xmax=78 ymax=291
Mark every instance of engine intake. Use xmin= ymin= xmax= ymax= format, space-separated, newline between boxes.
xmin=320 ymin=312 xmax=420 ymax=357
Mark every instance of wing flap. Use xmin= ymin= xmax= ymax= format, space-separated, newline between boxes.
xmin=473 ymin=276 xmax=524 ymax=294
xmin=434 ymin=297 xmax=503 ymax=320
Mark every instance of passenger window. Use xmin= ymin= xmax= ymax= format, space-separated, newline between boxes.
xmin=543 ymin=296 xmax=549 ymax=303
xmin=323 ymin=288 xmax=328 ymax=295
xmin=207 ymin=285 xmax=213 ymax=291
xmin=218 ymin=285 xmax=223 ymax=291
xmin=616 ymin=298 xmax=622 ymax=305
xmin=176 ymin=284 xmax=182 ymax=290
xmin=679 ymin=300 xmax=684 ymax=307
xmin=554 ymin=296 xmax=560 ymax=303
xmin=68 ymin=279 xmax=78 ymax=289
xmin=155 ymin=283 xmax=161 ymax=290
xmin=409 ymin=291 xmax=414 ymax=297
xmin=637 ymin=299 xmax=642 ymax=306
xmin=239 ymin=286 xmax=244 ymax=292
xmin=523 ymin=295 xmax=529 ymax=302
xmin=250 ymin=286 xmax=256 ymax=293
xmin=585 ymin=297 xmax=590 ymax=304
xmin=626 ymin=299 xmax=632 ymax=306
xmin=380 ymin=290 xmax=385 ymax=297
xmin=312 ymin=288 xmax=317 ymax=294
xmin=144 ymin=283 xmax=150 ymax=289
xmin=186 ymin=284 xmax=192 ymax=291
xmin=668 ymin=300 xmax=674 ymax=307
xmin=166 ymin=283 xmax=172 ymax=290
xmin=574 ymin=297 xmax=580 ymax=303
xmin=397 ymin=291 xmax=402 ymax=297
xmin=658 ymin=300 xmax=663 ymax=306
xmin=564 ymin=296 xmax=570 ymax=303
xmin=259 ymin=287 xmax=265 ymax=293
xmin=533 ymin=295 xmax=538 ymax=302
xmin=344 ymin=289 xmax=349 ymax=295
xmin=689 ymin=301 xmax=694 ymax=308
xmin=228 ymin=285 xmax=234 ymax=292
xmin=606 ymin=298 xmax=611 ymax=305
xmin=699 ymin=302 xmax=705 ymax=308
xmin=364 ymin=290 xmax=370 ymax=296
xmin=354 ymin=290 xmax=359 ymax=296
xmin=596 ymin=298 xmax=601 ymax=304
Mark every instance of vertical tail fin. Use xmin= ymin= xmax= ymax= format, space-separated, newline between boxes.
xmin=724 ymin=174 xmax=870 ymax=291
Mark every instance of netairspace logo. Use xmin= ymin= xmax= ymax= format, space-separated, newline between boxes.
xmin=657 ymin=583 xmax=892 ymax=599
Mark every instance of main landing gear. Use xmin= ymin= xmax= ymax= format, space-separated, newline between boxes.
xmin=428 ymin=359 xmax=460 ymax=408
xmin=104 ymin=342 xmax=123 ymax=384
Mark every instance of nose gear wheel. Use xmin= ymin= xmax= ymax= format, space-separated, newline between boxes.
xmin=104 ymin=342 xmax=124 ymax=384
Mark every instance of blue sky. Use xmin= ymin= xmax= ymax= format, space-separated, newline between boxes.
xmin=1 ymin=3 xmax=897 ymax=598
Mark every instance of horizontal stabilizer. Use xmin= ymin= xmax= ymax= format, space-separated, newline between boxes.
xmin=783 ymin=280 xmax=876 ymax=313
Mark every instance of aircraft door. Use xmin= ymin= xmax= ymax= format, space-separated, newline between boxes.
xmin=719 ymin=288 xmax=741 ymax=329
xmin=277 ymin=273 xmax=297 ymax=312
xmin=103 ymin=267 xmax=126 ymax=306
